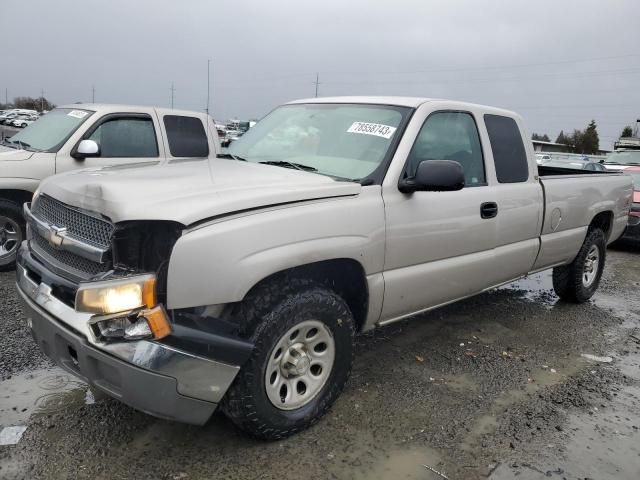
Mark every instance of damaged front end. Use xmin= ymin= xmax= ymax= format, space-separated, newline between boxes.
xmin=15 ymin=194 xmax=249 ymax=425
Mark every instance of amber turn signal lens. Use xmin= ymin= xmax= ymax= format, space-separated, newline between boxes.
xmin=142 ymin=277 xmax=157 ymax=310
xmin=144 ymin=306 xmax=171 ymax=340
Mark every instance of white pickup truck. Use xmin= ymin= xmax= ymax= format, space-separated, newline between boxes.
xmin=0 ymin=104 xmax=220 ymax=270
xmin=16 ymin=97 xmax=631 ymax=439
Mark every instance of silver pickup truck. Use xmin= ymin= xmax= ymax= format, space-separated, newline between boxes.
xmin=0 ymin=104 xmax=220 ymax=270
xmin=15 ymin=97 xmax=632 ymax=439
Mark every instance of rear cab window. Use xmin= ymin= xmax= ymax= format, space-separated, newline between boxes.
xmin=484 ymin=114 xmax=529 ymax=183
xmin=163 ymin=115 xmax=209 ymax=157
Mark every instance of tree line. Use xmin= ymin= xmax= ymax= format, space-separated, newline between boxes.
xmin=0 ymin=96 xmax=56 ymax=112
xmin=532 ymin=120 xmax=639 ymax=155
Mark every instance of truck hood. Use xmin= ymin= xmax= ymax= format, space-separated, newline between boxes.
xmin=0 ymin=145 xmax=35 ymax=161
xmin=38 ymin=158 xmax=362 ymax=225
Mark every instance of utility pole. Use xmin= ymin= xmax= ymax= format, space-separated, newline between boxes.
xmin=206 ymin=59 xmax=211 ymax=115
xmin=170 ymin=82 xmax=175 ymax=109
xmin=91 ymin=85 xmax=95 ymax=103
xmin=314 ymin=72 xmax=320 ymax=98
xmin=4 ymin=87 xmax=7 ymax=106
xmin=40 ymin=89 xmax=44 ymax=111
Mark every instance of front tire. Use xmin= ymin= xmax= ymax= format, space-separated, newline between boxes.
xmin=221 ymin=283 xmax=355 ymax=440
xmin=552 ymin=228 xmax=606 ymax=303
xmin=0 ymin=200 xmax=25 ymax=272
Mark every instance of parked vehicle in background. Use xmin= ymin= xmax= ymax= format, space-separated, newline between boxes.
xmin=621 ymin=166 xmax=640 ymax=241
xmin=221 ymin=119 xmax=257 ymax=147
xmin=16 ymin=96 xmax=631 ymax=439
xmin=0 ymin=112 xmax=20 ymax=125
xmin=541 ymin=157 xmax=608 ymax=172
xmin=11 ymin=115 xmax=38 ymax=128
xmin=535 ymin=153 xmax=551 ymax=165
xmin=602 ymin=149 xmax=640 ymax=170
xmin=0 ymin=103 xmax=220 ymax=270
xmin=0 ymin=109 xmax=39 ymax=125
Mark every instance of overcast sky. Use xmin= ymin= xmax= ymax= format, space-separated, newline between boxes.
xmin=3 ymin=0 xmax=640 ymax=148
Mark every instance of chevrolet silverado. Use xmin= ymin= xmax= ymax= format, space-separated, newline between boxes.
xmin=15 ymin=97 xmax=632 ymax=439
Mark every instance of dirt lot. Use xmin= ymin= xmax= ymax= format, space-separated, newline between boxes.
xmin=1 ymin=244 xmax=639 ymax=480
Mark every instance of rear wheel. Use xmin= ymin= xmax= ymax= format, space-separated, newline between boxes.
xmin=552 ymin=228 xmax=606 ymax=303
xmin=221 ymin=282 xmax=355 ymax=440
xmin=0 ymin=200 xmax=24 ymax=272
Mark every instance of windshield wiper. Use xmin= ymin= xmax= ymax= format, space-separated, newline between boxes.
xmin=12 ymin=139 xmax=31 ymax=149
xmin=258 ymin=160 xmax=317 ymax=172
xmin=217 ymin=153 xmax=247 ymax=161
xmin=0 ymin=138 xmax=18 ymax=149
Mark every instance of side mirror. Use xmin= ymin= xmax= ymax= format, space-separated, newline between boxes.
xmin=73 ymin=139 xmax=100 ymax=160
xmin=398 ymin=160 xmax=465 ymax=193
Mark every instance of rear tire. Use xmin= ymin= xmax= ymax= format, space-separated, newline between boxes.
xmin=221 ymin=281 xmax=355 ymax=440
xmin=552 ymin=228 xmax=606 ymax=303
xmin=0 ymin=200 xmax=25 ymax=272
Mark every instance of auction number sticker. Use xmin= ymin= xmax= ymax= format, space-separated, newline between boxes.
xmin=347 ymin=122 xmax=397 ymax=139
xmin=67 ymin=110 xmax=88 ymax=119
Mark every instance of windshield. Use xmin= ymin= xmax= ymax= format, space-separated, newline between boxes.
xmin=227 ymin=103 xmax=410 ymax=181
xmin=6 ymin=108 xmax=93 ymax=152
xmin=604 ymin=150 xmax=640 ymax=165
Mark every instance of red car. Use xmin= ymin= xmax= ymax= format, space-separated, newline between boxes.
xmin=622 ymin=166 xmax=640 ymax=240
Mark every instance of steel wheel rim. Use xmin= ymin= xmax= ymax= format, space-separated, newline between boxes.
xmin=582 ymin=244 xmax=600 ymax=287
xmin=265 ymin=319 xmax=335 ymax=410
xmin=0 ymin=216 xmax=21 ymax=264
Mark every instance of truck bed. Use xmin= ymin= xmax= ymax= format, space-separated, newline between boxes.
xmin=531 ymin=168 xmax=631 ymax=271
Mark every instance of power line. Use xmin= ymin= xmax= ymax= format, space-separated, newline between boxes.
xmin=212 ymin=53 xmax=640 ymax=86
xmin=320 ymin=53 xmax=640 ymax=77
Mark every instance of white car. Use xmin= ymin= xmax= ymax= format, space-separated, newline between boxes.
xmin=12 ymin=116 xmax=37 ymax=128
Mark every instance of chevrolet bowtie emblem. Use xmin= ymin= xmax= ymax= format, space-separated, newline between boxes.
xmin=47 ymin=225 xmax=67 ymax=248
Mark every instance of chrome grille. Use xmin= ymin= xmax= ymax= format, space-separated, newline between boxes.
xmin=31 ymin=232 xmax=105 ymax=279
xmin=33 ymin=195 xmax=114 ymax=248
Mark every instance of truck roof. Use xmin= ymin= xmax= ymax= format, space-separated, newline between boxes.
xmin=288 ymin=96 xmax=520 ymax=118
xmin=57 ymin=103 xmax=210 ymax=118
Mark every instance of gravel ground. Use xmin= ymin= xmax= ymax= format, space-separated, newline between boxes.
xmin=0 ymin=273 xmax=50 ymax=380
xmin=0 ymin=245 xmax=639 ymax=479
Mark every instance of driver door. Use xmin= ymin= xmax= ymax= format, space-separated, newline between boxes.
xmin=380 ymin=109 xmax=498 ymax=322
xmin=55 ymin=113 xmax=164 ymax=173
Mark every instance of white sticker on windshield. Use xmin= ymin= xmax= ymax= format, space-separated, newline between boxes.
xmin=347 ymin=122 xmax=397 ymax=139
xmin=67 ymin=110 xmax=88 ymax=119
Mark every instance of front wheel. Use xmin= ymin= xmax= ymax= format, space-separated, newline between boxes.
xmin=0 ymin=200 xmax=25 ymax=272
xmin=221 ymin=285 xmax=355 ymax=440
xmin=552 ymin=228 xmax=606 ymax=303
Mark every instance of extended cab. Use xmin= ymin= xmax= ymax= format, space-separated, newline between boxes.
xmin=0 ymin=104 xmax=220 ymax=270
xmin=15 ymin=97 xmax=632 ymax=439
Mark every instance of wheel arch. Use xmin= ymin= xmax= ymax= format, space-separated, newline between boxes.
xmin=588 ymin=210 xmax=613 ymax=240
xmin=241 ymin=258 xmax=370 ymax=332
xmin=0 ymin=189 xmax=33 ymax=211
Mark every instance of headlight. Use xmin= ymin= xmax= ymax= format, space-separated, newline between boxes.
xmin=75 ymin=274 xmax=156 ymax=314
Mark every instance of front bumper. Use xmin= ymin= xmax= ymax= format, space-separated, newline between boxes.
xmin=16 ymin=246 xmax=241 ymax=425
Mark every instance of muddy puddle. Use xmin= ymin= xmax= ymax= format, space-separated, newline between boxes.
xmin=0 ymin=367 xmax=88 ymax=426
xmin=349 ymin=445 xmax=445 ymax=480
xmin=499 ymin=271 xmax=554 ymax=301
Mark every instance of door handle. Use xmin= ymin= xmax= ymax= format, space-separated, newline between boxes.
xmin=480 ymin=202 xmax=498 ymax=219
